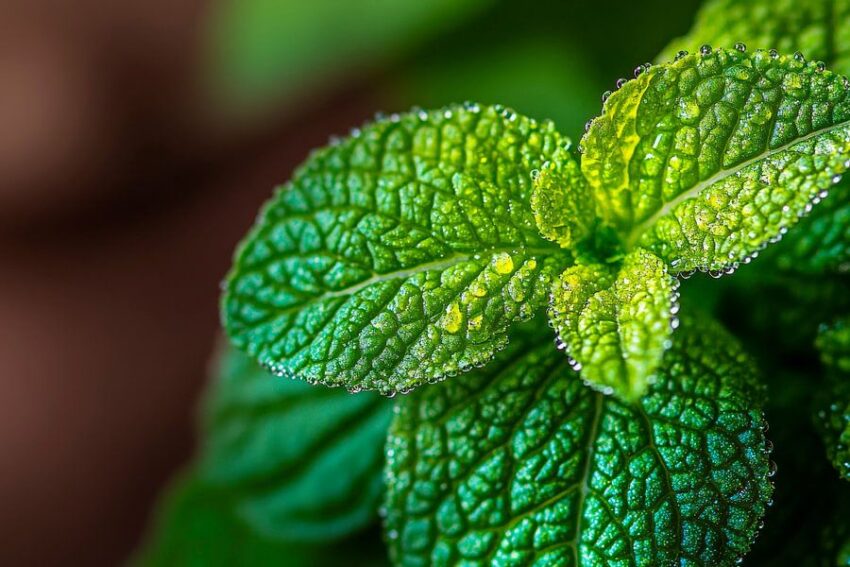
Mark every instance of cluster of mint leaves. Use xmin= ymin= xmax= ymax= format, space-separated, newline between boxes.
xmin=141 ymin=1 xmax=850 ymax=565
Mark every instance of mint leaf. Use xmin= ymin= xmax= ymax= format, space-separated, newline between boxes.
xmin=658 ymin=0 xmax=850 ymax=77
xmin=137 ymin=474 xmax=389 ymax=567
xmin=549 ymin=248 xmax=676 ymax=400
xmin=816 ymin=318 xmax=850 ymax=481
xmin=222 ymin=104 xmax=573 ymax=394
xmin=770 ymin=180 xmax=850 ymax=274
xmin=656 ymin=0 xmax=850 ymax=278
xmin=581 ymin=47 xmax=850 ymax=273
xmin=530 ymin=145 xmax=595 ymax=249
xmin=384 ymin=315 xmax=773 ymax=566
xmin=198 ymin=346 xmax=393 ymax=540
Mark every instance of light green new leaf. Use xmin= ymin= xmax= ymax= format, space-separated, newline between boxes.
xmin=816 ymin=318 xmax=850 ymax=481
xmin=658 ymin=0 xmax=850 ymax=278
xmin=549 ymin=248 xmax=676 ymax=401
xmin=222 ymin=104 xmax=573 ymax=395
xmin=530 ymin=145 xmax=595 ymax=249
xmin=384 ymin=316 xmax=772 ymax=566
xmin=581 ymin=47 xmax=850 ymax=273
xmin=196 ymin=346 xmax=393 ymax=541
xmin=658 ymin=0 xmax=850 ymax=77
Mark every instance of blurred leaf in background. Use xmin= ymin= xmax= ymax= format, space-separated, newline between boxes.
xmin=137 ymin=346 xmax=393 ymax=565
xmin=204 ymin=0 xmax=491 ymax=119
xmin=140 ymin=476 xmax=388 ymax=567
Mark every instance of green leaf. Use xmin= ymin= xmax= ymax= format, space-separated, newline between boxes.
xmin=137 ymin=474 xmax=389 ymax=567
xmin=656 ymin=0 xmax=850 ymax=278
xmin=138 ymin=345 xmax=394 ymax=563
xmin=384 ymin=315 xmax=773 ymax=566
xmin=816 ymin=318 xmax=850 ymax=481
xmin=222 ymin=103 xmax=573 ymax=395
xmin=768 ymin=179 xmax=850 ymax=274
xmin=740 ymin=362 xmax=850 ymax=566
xmin=530 ymin=145 xmax=596 ymax=249
xmin=581 ymin=47 xmax=850 ymax=273
xmin=549 ymin=248 xmax=676 ymax=400
xmin=198 ymin=346 xmax=394 ymax=540
xmin=658 ymin=0 xmax=850 ymax=77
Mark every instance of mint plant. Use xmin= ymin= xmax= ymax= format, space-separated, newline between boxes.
xmin=141 ymin=1 xmax=850 ymax=565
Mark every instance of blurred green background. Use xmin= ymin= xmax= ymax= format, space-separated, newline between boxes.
xmin=0 ymin=1 xmax=704 ymax=565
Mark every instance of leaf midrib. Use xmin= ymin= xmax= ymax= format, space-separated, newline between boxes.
xmin=232 ymin=245 xmax=561 ymax=319
xmin=572 ymin=392 xmax=604 ymax=563
xmin=625 ymin=118 xmax=850 ymax=249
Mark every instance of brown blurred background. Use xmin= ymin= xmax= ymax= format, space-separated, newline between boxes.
xmin=0 ymin=0 xmax=700 ymax=564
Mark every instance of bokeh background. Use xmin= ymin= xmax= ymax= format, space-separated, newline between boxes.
xmin=0 ymin=1 xmax=704 ymax=564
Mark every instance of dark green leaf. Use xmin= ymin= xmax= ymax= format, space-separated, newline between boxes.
xmin=199 ymin=346 xmax=393 ymax=540
xmin=137 ymin=345 xmax=393 ymax=563
xmin=816 ymin=318 xmax=850 ymax=481
xmin=384 ymin=316 xmax=772 ymax=566
xmin=137 ymin=474 xmax=389 ymax=567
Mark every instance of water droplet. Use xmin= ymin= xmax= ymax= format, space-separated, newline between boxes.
xmin=674 ymin=50 xmax=688 ymax=61
xmin=768 ymin=460 xmax=778 ymax=477
xmin=833 ymin=174 xmax=843 ymax=184
xmin=816 ymin=61 xmax=826 ymax=73
xmin=584 ymin=119 xmax=594 ymax=132
xmin=616 ymin=78 xmax=627 ymax=89
xmin=768 ymin=49 xmax=779 ymax=59
xmin=493 ymin=252 xmax=514 ymax=274
xmin=734 ymin=42 xmax=747 ymax=52
xmin=699 ymin=44 xmax=712 ymax=56
xmin=601 ymin=90 xmax=612 ymax=103
xmin=793 ymin=51 xmax=805 ymax=63
xmin=634 ymin=64 xmax=646 ymax=78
